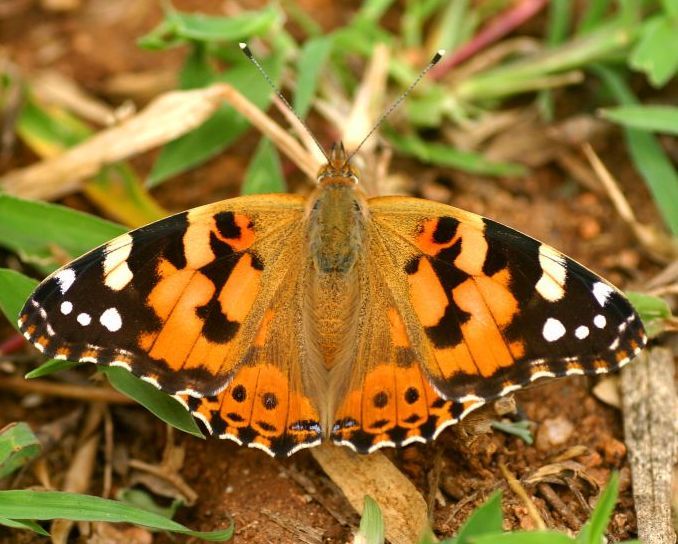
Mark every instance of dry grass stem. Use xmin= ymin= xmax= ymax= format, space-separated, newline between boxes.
xmin=499 ymin=461 xmax=546 ymax=530
xmin=343 ymin=43 xmax=390 ymax=153
xmin=582 ymin=143 xmax=677 ymax=261
xmin=0 ymin=375 xmax=134 ymax=404
xmin=32 ymin=71 xmax=115 ymax=126
xmin=0 ymin=84 xmax=235 ymax=200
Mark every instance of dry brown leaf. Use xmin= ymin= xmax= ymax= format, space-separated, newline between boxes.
xmin=312 ymin=447 xmax=429 ymax=544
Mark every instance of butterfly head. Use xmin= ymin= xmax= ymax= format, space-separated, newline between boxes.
xmin=317 ymin=142 xmax=360 ymax=186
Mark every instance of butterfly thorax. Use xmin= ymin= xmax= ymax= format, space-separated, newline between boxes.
xmin=305 ymin=145 xmax=367 ymax=390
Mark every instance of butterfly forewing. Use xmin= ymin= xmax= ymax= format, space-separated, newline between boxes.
xmin=368 ymin=196 xmax=647 ymax=404
xmin=19 ymin=195 xmax=308 ymax=398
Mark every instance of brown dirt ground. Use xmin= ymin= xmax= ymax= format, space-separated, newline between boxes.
xmin=0 ymin=1 xmax=666 ymax=543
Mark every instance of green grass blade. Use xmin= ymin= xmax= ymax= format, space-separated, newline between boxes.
xmin=139 ymin=6 xmax=280 ymax=49
xmin=387 ymin=132 xmax=526 ymax=177
xmin=0 ymin=518 xmax=49 ymax=536
xmin=25 ymin=360 xmax=79 ymax=379
xmin=599 ymin=104 xmax=678 ymax=135
xmin=593 ymin=65 xmax=678 ymax=235
xmin=626 ymin=291 xmax=671 ymax=323
xmin=356 ymin=496 xmax=384 ymax=544
xmin=629 ymin=15 xmax=678 ymax=87
xmin=0 ymin=268 xmax=38 ymax=327
xmin=0 ymin=196 xmax=125 ymax=274
xmin=242 ymin=138 xmax=286 ymax=195
xmin=147 ymin=55 xmax=283 ymax=187
xmin=577 ymin=0 xmax=612 ymax=33
xmin=0 ymin=422 xmax=42 ymax=479
xmin=294 ymin=36 xmax=334 ymax=118
xmin=102 ymin=367 xmax=203 ymax=438
xmin=455 ymin=491 xmax=503 ymax=544
xmin=0 ymin=491 xmax=233 ymax=541
xmin=576 ymin=472 xmax=619 ymax=544
xmin=472 ymin=532 xmax=575 ymax=544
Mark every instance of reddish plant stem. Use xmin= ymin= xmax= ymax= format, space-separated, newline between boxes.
xmin=430 ymin=0 xmax=548 ymax=80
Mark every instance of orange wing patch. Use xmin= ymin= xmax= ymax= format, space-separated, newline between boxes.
xmin=181 ymin=363 xmax=322 ymax=457
xmin=331 ymin=362 xmax=483 ymax=453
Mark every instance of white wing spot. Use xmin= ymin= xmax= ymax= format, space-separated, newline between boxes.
xmin=100 ymin=307 xmax=122 ymax=332
xmin=77 ymin=313 xmax=92 ymax=326
xmin=592 ymin=281 xmax=614 ymax=307
xmin=574 ymin=325 xmax=589 ymax=339
xmin=593 ymin=314 xmax=606 ymax=328
xmin=542 ymin=318 xmax=566 ymax=342
xmin=609 ymin=337 xmax=620 ymax=350
xmin=54 ymin=269 xmax=76 ymax=294
xmin=60 ymin=301 xmax=73 ymax=315
xmin=535 ymin=244 xmax=567 ymax=302
xmin=103 ymin=233 xmax=134 ymax=291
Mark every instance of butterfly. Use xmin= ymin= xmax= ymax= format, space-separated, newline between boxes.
xmin=18 ymin=142 xmax=646 ymax=457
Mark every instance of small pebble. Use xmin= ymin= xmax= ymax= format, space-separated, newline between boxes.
xmin=535 ymin=416 xmax=574 ymax=451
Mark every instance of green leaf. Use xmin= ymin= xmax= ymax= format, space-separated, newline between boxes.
xmin=593 ymin=65 xmax=678 ymax=235
xmin=25 ymin=360 xmax=79 ymax=379
xmin=102 ymin=367 xmax=203 ymax=438
xmin=355 ymin=0 xmax=395 ymax=23
xmin=577 ymin=0 xmax=612 ymax=34
xmin=139 ymin=6 xmax=280 ymax=49
xmin=472 ymin=532 xmax=575 ymax=544
xmin=627 ymin=291 xmax=671 ymax=322
xmin=0 ymin=268 xmax=38 ymax=329
xmin=294 ymin=36 xmax=334 ymax=118
xmin=456 ymin=491 xmax=503 ymax=544
xmin=599 ymin=104 xmax=678 ymax=135
xmin=0 ymin=518 xmax=49 ymax=536
xmin=387 ymin=132 xmax=527 ymax=177
xmin=356 ymin=496 xmax=384 ymax=544
xmin=0 ymin=195 xmax=125 ymax=274
xmin=629 ymin=15 xmax=678 ymax=87
xmin=490 ymin=420 xmax=534 ymax=444
xmin=117 ymin=488 xmax=182 ymax=520
xmin=242 ymin=138 xmax=285 ymax=195
xmin=147 ymin=55 xmax=283 ymax=187
xmin=0 ymin=422 xmax=42 ymax=479
xmin=0 ymin=491 xmax=233 ymax=541
xmin=576 ymin=472 xmax=619 ymax=544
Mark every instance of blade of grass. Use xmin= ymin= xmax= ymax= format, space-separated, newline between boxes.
xmin=0 ymin=491 xmax=233 ymax=541
xmin=138 ymin=5 xmax=280 ymax=49
xmin=356 ymin=496 xmax=385 ymax=544
xmin=386 ymin=131 xmax=526 ymax=177
xmin=455 ymin=491 xmax=503 ymax=544
xmin=577 ymin=0 xmax=612 ymax=34
xmin=147 ymin=55 xmax=283 ymax=187
xmin=0 ymin=195 xmax=125 ymax=274
xmin=0 ymin=518 xmax=49 ymax=537
xmin=629 ymin=15 xmax=678 ymax=87
xmin=102 ymin=367 xmax=203 ymax=438
xmin=294 ymin=36 xmax=334 ymax=118
xmin=592 ymin=65 xmax=678 ymax=235
xmin=0 ymin=268 xmax=39 ymax=325
xmin=472 ymin=532 xmax=575 ymax=544
xmin=537 ymin=0 xmax=571 ymax=120
xmin=0 ymin=422 xmax=42 ymax=479
xmin=25 ymin=360 xmax=79 ymax=379
xmin=241 ymin=138 xmax=285 ymax=195
xmin=599 ymin=104 xmax=678 ymax=135
xmin=576 ymin=472 xmax=619 ymax=544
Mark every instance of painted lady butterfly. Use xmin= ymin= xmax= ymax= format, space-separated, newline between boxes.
xmin=18 ymin=140 xmax=646 ymax=457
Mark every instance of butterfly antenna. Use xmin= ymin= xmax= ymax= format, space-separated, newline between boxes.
xmin=239 ymin=42 xmax=330 ymax=164
xmin=343 ymin=49 xmax=445 ymax=167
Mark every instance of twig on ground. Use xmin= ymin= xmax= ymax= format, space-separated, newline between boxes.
xmin=0 ymin=375 xmax=134 ymax=404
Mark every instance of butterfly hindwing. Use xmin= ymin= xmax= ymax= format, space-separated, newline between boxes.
xmin=368 ymin=196 xmax=647 ymax=404
xmin=19 ymin=194 xmax=308 ymax=398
